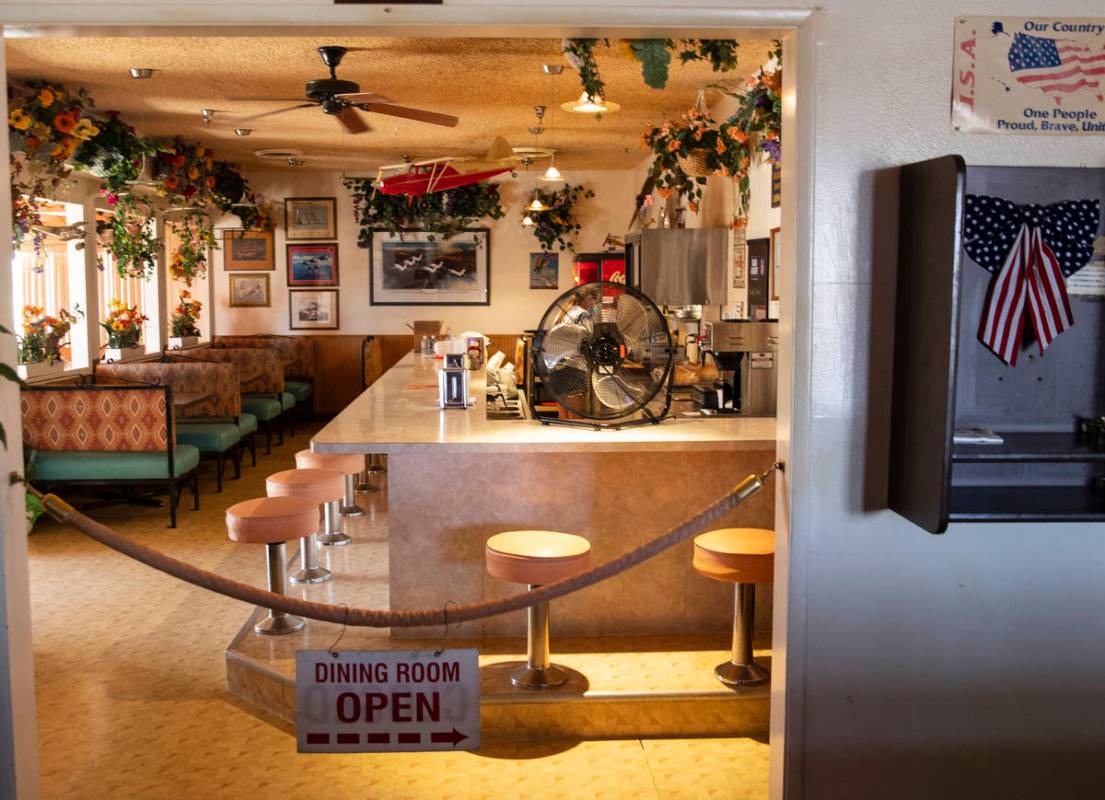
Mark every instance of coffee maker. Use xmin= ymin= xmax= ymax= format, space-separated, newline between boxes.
xmin=696 ymin=321 xmax=779 ymax=416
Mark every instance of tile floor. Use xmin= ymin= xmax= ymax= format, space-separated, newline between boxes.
xmin=25 ymin=425 xmax=769 ymax=799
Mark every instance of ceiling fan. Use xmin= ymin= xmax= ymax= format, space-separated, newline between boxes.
xmin=232 ymin=46 xmax=459 ymax=134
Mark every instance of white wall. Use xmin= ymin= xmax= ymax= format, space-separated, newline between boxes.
xmin=213 ymin=168 xmax=635 ymax=335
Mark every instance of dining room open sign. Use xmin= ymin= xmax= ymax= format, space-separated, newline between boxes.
xmin=295 ymin=649 xmax=480 ymax=752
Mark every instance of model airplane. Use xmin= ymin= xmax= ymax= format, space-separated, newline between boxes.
xmin=374 ymin=136 xmax=516 ymax=197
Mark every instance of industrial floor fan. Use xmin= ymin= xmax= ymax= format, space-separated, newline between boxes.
xmin=533 ymin=281 xmax=674 ymax=429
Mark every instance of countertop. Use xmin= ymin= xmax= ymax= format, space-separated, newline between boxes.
xmin=311 ymin=352 xmax=776 ymax=454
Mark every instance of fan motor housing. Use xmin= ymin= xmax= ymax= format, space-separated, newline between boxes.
xmin=583 ymin=322 xmax=627 ymax=369
xmin=305 ymin=78 xmax=360 ymax=103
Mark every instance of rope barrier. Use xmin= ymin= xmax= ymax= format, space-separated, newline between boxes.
xmin=17 ymin=465 xmax=776 ymax=628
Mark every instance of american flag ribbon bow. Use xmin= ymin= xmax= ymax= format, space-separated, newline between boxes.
xmin=964 ymin=195 xmax=1101 ymax=366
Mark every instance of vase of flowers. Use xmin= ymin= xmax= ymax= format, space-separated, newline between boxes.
xmin=100 ymin=299 xmax=147 ymax=362
xmin=17 ymin=304 xmax=81 ymax=379
xmin=168 ymin=290 xmax=202 ymax=349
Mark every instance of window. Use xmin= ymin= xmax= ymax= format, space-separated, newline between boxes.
xmin=11 ymin=199 xmax=89 ymax=369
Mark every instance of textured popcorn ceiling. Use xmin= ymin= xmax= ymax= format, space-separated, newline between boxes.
xmin=5 ymin=36 xmax=773 ymax=173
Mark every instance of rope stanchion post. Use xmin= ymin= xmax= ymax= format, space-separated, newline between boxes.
xmin=15 ymin=465 xmax=778 ymax=630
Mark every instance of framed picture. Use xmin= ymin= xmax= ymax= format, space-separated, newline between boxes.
xmin=289 ymin=289 xmax=339 ymax=330
xmin=223 ymin=229 xmax=275 ymax=270
xmin=770 ymin=227 xmax=781 ymax=301
xmin=287 ymin=243 xmax=339 ymax=286
xmin=529 ymin=252 xmax=558 ymax=289
xmin=285 ymin=197 xmax=337 ymax=240
xmin=370 ymin=229 xmax=490 ymax=306
xmin=228 ymin=274 xmax=270 ymax=307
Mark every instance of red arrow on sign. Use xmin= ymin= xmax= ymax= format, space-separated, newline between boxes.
xmin=430 ymin=728 xmax=468 ymax=747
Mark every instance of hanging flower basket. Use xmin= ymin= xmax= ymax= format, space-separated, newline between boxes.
xmin=677 ymin=148 xmax=714 ymax=178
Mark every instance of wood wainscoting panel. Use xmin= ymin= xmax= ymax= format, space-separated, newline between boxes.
xmin=306 ymin=335 xmax=370 ymax=414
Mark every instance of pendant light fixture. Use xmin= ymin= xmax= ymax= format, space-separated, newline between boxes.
xmin=540 ymin=72 xmax=567 ymax=183
xmin=561 ymin=92 xmax=620 ymax=115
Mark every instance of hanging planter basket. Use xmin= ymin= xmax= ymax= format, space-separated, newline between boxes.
xmin=677 ymin=149 xmax=714 ymax=177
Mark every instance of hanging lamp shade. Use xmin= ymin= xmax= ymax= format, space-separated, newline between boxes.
xmin=526 ymin=196 xmax=549 ymax=212
xmin=561 ymin=92 xmax=620 ymax=114
xmin=522 ymin=214 xmax=535 ymax=227
xmin=541 ymin=163 xmax=564 ymax=183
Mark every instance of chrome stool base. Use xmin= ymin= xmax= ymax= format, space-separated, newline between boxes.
xmin=255 ymin=613 xmax=306 ymax=635
xmin=318 ymin=531 xmax=352 ymax=546
xmin=340 ymin=475 xmax=364 ymax=517
xmin=290 ymin=565 xmax=332 ymax=584
xmin=511 ymin=663 xmax=568 ymax=690
xmin=714 ymin=660 xmax=770 ymax=687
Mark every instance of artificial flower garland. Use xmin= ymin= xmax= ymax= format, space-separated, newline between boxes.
xmin=343 ymin=178 xmax=506 ymax=244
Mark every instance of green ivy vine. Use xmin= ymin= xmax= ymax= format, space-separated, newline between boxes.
xmin=343 ymin=179 xmax=506 ymax=244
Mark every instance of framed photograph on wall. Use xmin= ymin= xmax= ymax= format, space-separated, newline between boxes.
xmin=223 ymin=229 xmax=275 ymax=270
xmin=370 ymin=228 xmax=490 ymax=306
xmin=289 ymin=289 xmax=339 ymax=330
xmin=228 ymin=274 xmax=270 ymax=307
xmin=287 ymin=243 xmax=339 ymax=286
xmin=529 ymin=252 xmax=558 ymax=289
xmin=285 ymin=197 xmax=337 ymax=240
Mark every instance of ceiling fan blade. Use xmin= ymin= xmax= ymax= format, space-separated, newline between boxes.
xmin=360 ymin=103 xmax=459 ymax=128
xmin=230 ymin=97 xmax=310 ymax=102
xmin=238 ymin=103 xmax=317 ymax=122
xmin=334 ymin=92 xmax=393 ymax=105
xmin=337 ymin=107 xmax=371 ymax=135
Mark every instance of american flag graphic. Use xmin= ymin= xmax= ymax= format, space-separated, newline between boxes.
xmin=978 ymin=224 xmax=1073 ymax=366
xmin=1007 ymin=32 xmax=1105 ymax=102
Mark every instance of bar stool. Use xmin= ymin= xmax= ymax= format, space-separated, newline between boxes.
xmin=266 ymin=468 xmax=345 ymax=584
xmin=485 ymin=530 xmax=591 ymax=689
xmin=295 ymin=449 xmax=365 ymax=518
xmin=356 ymin=454 xmax=386 ymax=492
xmin=226 ymin=495 xmax=319 ymax=635
xmin=692 ymin=527 xmax=775 ymax=687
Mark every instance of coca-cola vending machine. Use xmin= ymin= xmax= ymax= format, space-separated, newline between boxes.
xmin=572 ymin=251 xmax=627 ymax=286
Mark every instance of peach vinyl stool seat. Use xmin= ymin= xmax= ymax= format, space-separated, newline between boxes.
xmin=693 ymin=528 xmax=775 ymax=584
xmin=226 ymin=496 xmax=320 ymax=544
xmin=485 ymin=530 xmax=591 ymax=690
xmin=226 ymin=495 xmax=320 ymax=636
xmin=486 ymin=530 xmax=592 ymax=586
xmin=295 ymin=449 xmax=364 ymax=476
xmin=693 ymin=527 xmax=774 ymax=688
xmin=265 ymin=467 xmax=344 ymax=505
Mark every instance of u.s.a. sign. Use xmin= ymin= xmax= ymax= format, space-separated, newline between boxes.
xmin=953 ymin=16 xmax=1105 ymax=134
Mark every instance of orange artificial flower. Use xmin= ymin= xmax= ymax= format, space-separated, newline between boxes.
xmin=53 ymin=112 xmax=76 ymax=134
xmin=163 ymin=174 xmax=180 ymax=190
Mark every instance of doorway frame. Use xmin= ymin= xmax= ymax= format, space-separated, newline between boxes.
xmin=0 ymin=6 xmax=817 ymax=798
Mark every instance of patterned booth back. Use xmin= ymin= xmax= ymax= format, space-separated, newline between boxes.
xmin=212 ymin=335 xmax=315 ymax=381
xmin=169 ymin=348 xmax=283 ymax=394
xmin=21 ymin=385 xmax=172 ymax=452
xmin=97 ymin=361 xmax=240 ymax=418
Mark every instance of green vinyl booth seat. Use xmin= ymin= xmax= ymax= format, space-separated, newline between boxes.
xmin=242 ymin=395 xmax=281 ymax=421
xmin=181 ymin=413 xmax=258 ymax=468
xmin=285 ymin=380 xmax=313 ymax=403
xmin=31 ymin=445 xmax=201 ymax=481
xmin=281 ymin=391 xmax=296 ymax=411
xmin=175 ymin=421 xmax=246 ymax=493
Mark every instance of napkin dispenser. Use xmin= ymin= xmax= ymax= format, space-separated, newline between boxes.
xmin=439 ymin=353 xmax=470 ymax=409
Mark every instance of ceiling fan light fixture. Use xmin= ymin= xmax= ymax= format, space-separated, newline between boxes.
xmin=562 ymin=92 xmax=619 ymax=114
xmin=128 ymin=67 xmax=154 ymax=80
